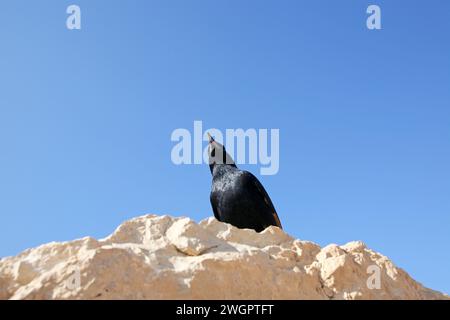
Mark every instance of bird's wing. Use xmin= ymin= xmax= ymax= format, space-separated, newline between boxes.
xmin=210 ymin=192 xmax=221 ymax=221
xmin=243 ymin=171 xmax=283 ymax=229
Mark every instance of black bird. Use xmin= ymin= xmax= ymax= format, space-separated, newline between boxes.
xmin=208 ymin=133 xmax=282 ymax=232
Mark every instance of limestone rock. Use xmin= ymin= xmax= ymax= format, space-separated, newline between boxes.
xmin=0 ymin=215 xmax=448 ymax=300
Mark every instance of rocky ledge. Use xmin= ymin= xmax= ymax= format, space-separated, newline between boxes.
xmin=0 ymin=215 xmax=448 ymax=300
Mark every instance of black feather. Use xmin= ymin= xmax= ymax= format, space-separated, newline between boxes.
xmin=208 ymin=138 xmax=282 ymax=232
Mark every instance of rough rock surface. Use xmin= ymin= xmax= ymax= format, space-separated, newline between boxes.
xmin=0 ymin=215 xmax=448 ymax=300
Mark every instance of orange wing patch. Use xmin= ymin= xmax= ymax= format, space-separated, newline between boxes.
xmin=272 ymin=212 xmax=283 ymax=229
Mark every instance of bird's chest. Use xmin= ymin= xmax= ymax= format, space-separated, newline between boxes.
xmin=211 ymin=176 xmax=237 ymax=194
xmin=211 ymin=173 xmax=246 ymax=203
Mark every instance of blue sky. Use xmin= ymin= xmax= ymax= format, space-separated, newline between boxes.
xmin=1 ymin=1 xmax=449 ymax=294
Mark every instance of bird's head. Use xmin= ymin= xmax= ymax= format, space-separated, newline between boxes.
xmin=207 ymin=133 xmax=237 ymax=174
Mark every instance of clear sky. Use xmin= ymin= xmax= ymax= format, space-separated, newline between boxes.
xmin=1 ymin=1 xmax=449 ymax=294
